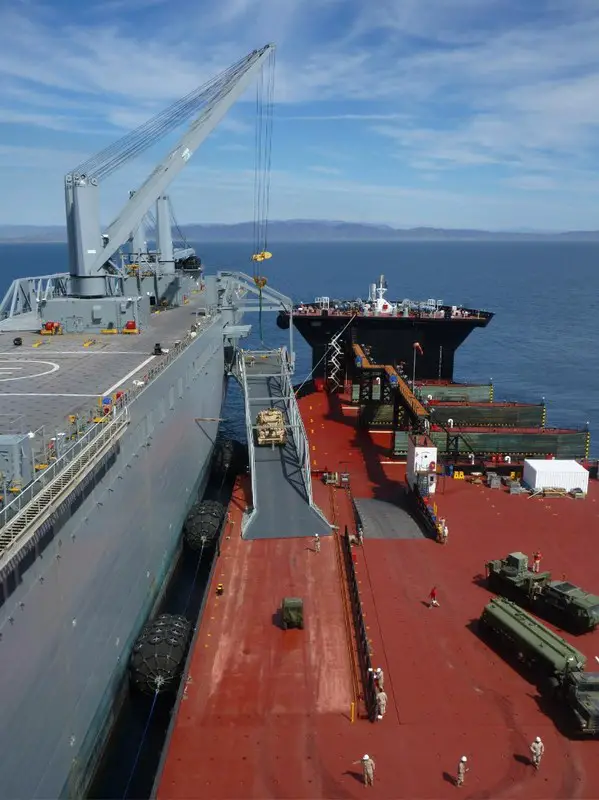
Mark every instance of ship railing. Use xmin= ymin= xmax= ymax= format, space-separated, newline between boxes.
xmin=0 ymin=316 xmax=214 ymax=515
xmin=340 ymin=524 xmax=377 ymax=721
xmin=236 ymin=350 xmax=259 ymax=533
xmin=0 ymin=273 xmax=70 ymax=321
xmin=0 ymin=407 xmax=130 ymax=560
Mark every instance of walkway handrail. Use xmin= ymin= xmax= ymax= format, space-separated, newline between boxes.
xmin=278 ymin=347 xmax=314 ymax=507
xmin=237 ymin=351 xmax=258 ymax=533
xmin=340 ymin=525 xmax=377 ymax=720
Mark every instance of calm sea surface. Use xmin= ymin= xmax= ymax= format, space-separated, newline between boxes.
xmin=1 ymin=240 xmax=598 ymax=455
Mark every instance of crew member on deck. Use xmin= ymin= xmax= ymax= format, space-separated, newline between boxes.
xmin=456 ymin=756 xmax=469 ymax=787
xmin=530 ymin=736 xmax=544 ymax=769
xmin=313 ymin=533 xmax=321 ymax=553
xmin=353 ymin=755 xmax=376 ymax=786
xmin=368 ymin=666 xmax=385 ymax=691
xmin=428 ymin=586 xmax=440 ymax=607
xmin=376 ymin=690 xmax=388 ymax=720
xmin=532 ymin=550 xmax=542 ymax=573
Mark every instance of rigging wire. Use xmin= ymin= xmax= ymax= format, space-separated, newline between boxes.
xmin=72 ymin=49 xmax=266 ymax=181
xmin=250 ymin=48 xmax=276 ymax=344
xmin=293 ymin=314 xmax=357 ymax=397
xmin=121 ymin=691 xmax=159 ymax=799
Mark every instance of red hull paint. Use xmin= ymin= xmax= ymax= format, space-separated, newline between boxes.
xmin=157 ymin=389 xmax=599 ymax=799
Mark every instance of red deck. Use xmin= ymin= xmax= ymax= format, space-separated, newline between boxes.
xmin=156 ymin=388 xmax=599 ymax=799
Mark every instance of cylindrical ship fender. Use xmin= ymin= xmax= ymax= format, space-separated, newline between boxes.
xmin=276 ymin=311 xmax=290 ymax=330
xmin=184 ymin=500 xmax=226 ymax=551
xmin=211 ymin=438 xmax=249 ymax=480
xmin=129 ymin=614 xmax=192 ymax=696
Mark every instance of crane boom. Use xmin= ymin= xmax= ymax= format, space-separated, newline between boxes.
xmin=66 ymin=44 xmax=274 ymax=296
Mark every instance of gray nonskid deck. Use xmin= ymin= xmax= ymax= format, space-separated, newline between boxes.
xmin=354 ymin=497 xmax=426 ymax=540
xmin=0 ymin=296 xmax=212 ymax=437
xmin=243 ymin=356 xmax=330 ymax=540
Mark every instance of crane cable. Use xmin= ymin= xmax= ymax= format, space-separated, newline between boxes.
xmin=251 ymin=48 xmax=275 ymax=343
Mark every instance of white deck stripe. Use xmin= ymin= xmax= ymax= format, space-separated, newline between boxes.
xmin=101 ymin=355 xmax=156 ymax=396
xmin=0 ymin=393 xmax=100 ymax=398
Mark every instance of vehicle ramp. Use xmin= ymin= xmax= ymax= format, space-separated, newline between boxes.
xmin=237 ymin=348 xmax=331 ymax=540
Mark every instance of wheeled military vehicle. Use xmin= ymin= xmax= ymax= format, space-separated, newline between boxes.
xmin=255 ymin=408 xmax=287 ymax=446
xmin=479 ymin=597 xmax=599 ymax=735
xmin=485 ymin=552 xmax=599 ymax=634
xmin=281 ymin=597 xmax=304 ymax=630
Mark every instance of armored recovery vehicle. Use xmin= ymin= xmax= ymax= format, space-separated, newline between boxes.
xmin=479 ymin=596 xmax=599 ymax=735
xmin=255 ymin=408 xmax=287 ymax=446
xmin=485 ymin=552 xmax=599 ymax=634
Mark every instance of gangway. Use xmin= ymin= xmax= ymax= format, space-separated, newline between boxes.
xmin=237 ymin=347 xmax=331 ymax=540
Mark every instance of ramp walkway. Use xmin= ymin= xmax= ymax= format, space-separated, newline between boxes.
xmin=237 ymin=348 xmax=331 ymax=540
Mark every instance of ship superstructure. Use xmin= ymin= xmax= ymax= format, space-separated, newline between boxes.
xmin=0 ymin=44 xmax=290 ymax=799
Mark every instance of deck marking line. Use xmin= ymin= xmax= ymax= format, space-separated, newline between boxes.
xmin=101 ymin=355 xmax=156 ymax=395
xmin=0 ymin=360 xmax=60 ymax=382
xmin=0 ymin=393 xmax=100 ymax=398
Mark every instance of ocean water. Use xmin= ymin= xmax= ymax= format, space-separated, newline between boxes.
xmin=1 ymin=240 xmax=598 ymax=455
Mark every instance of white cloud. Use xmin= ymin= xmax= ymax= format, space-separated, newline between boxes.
xmin=308 ymin=165 xmax=343 ymax=176
xmin=1 ymin=0 xmax=599 ymax=226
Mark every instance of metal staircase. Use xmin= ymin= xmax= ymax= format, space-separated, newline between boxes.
xmin=326 ymin=331 xmax=345 ymax=392
xmin=0 ymin=409 xmax=130 ymax=561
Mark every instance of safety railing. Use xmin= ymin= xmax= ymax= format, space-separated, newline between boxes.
xmin=0 ymin=407 xmax=130 ymax=562
xmin=0 ymin=314 xmax=215 ymax=517
xmin=0 ymin=273 xmax=70 ymax=321
xmin=340 ymin=525 xmax=377 ymax=721
xmin=237 ymin=351 xmax=258 ymax=534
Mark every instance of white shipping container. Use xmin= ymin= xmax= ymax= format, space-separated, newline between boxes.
xmin=522 ymin=459 xmax=589 ymax=494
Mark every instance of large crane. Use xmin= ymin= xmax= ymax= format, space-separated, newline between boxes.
xmin=64 ymin=44 xmax=275 ymax=298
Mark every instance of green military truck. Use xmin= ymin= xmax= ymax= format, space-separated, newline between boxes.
xmin=485 ymin=552 xmax=599 ymax=634
xmin=479 ymin=597 xmax=599 ymax=735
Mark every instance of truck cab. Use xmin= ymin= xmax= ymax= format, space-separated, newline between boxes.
xmin=542 ymin=581 xmax=599 ymax=634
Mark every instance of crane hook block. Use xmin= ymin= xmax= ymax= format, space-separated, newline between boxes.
xmin=251 ymin=251 xmax=273 ymax=262
xmin=253 ymin=276 xmax=268 ymax=289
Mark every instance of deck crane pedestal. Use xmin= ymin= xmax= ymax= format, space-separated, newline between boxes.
xmin=41 ymin=44 xmax=275 ymax=334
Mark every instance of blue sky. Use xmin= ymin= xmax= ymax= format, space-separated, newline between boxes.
xmin=1 ymin=0 xmax=599 ymax=230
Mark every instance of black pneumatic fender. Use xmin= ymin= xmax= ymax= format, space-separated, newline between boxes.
xmin=129 ymin=614 xmax=192 ymax=696
xmin=184 ymin=500 xmax=226 ymax=551
xmin=276 ymin=311 xmax=290 ymax=330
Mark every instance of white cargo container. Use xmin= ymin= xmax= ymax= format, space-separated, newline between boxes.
xmin=522 ymin=459 xmax=589 ymax=494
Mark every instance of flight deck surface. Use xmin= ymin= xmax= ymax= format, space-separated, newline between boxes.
xmin=157 ymin=386 xmax=599 ymax=799
xmin=0 ymin=297 xmax=211 ymax=436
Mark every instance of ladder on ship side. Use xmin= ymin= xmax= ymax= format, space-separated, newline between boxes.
xmin=326 ymin=331 xmax=345 ymax=393
xmin=0 ymin=410 xmax=130 ymax=560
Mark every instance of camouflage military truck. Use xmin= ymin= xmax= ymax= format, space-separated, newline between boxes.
xmin=479 ymin=597 xmax=599 ymax=735
xmin=485 ymin=552 xmax=599 ymax=634
xmin=255 ymin=408 xmax=287 ymax=446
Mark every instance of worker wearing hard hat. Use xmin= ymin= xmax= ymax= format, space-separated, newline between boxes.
xmin=352 ymin=754 xmax=375 ymax=786
xmin=456 ymin=755 xmax=469 ymax=787
xmin=530 ymin=736 xmax=544 ymax=769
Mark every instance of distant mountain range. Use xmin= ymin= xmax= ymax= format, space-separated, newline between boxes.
xmin=2 ymin=220 xmax=599 ymax=243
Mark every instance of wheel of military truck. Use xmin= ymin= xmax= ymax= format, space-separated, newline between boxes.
xmin=184 ymin=500 xmax=225 ymax=551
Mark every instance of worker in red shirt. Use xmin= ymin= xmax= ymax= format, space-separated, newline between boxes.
xmin=428 ymin=586 xmax=439 ymax=608
xmin=532 ymin=551 xmax=542 ymax=573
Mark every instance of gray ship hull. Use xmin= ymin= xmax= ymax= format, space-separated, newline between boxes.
xmin=0 ymin=318 xmax=227 ymax=798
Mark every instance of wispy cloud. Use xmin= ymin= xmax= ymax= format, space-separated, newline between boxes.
xmin=308 ymin=165 xmax=343 ymax=176
xmin=1 ymin=0 xmax=599 ymax=227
